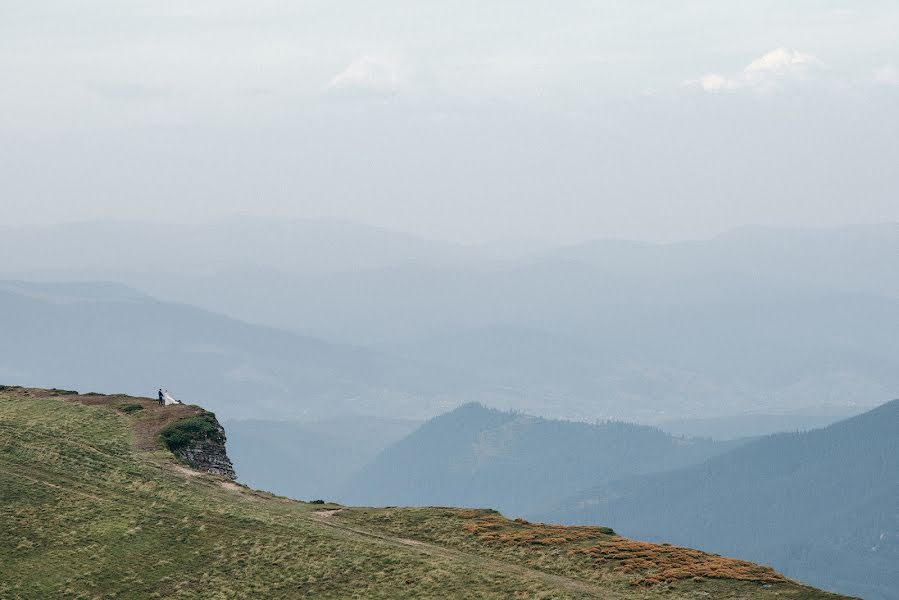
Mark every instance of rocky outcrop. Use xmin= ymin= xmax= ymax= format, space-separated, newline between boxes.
xmin=159 ymin=412 xmax=236 ymax=480
xmin=172 ymin=428 xmax=236 ymax=479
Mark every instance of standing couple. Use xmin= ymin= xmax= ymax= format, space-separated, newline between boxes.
xmin=157 ymin=388 xmax=182 ymax=406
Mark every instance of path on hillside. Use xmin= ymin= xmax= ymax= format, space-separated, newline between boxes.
xmin=308 ymin=510 xmax=621 ymax=598
xmin=3 ymin=469 xmax=617 ymax=597
xmin=1 ymin=447 xmax=610 ymax=599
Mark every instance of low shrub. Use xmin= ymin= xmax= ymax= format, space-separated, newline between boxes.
xmin=158 ymin=413 xmax=223 ymax=451
xmin=119 ymin=403 xmax=144 ymax=413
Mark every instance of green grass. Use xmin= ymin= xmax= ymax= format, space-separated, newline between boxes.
xmin=0 ymin=388 xmax=851 ymax=599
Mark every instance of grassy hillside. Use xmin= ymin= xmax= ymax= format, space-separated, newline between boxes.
xmin=543 ymin=401 xmax=899 ymax=600
xmin=0 ymin=387 xmax=847 ymax=599
xmin=341 ymin=403 xmax=742 ymax=515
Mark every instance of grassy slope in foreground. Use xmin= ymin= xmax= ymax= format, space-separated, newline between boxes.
xmin=0 ymin=387 xmax=849 ymax=599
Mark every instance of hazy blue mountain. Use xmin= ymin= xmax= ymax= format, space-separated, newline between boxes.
xmin=542 ymin=223 xmax=899 ymax=299
xmin=4 ymin=221 xmax=898 ymax=423
xmin=375 ymin=271 xmax=899 ymax=422
xmin=63 ymin=258 xmax=898 ymax=424
xmin=225 ymin=416 xmax=421 ymax=502
xmin=128 ymin=224 xmax=899 ymax=422
xmin=0 ymin=280 xmax=464 ymax=421
xmin=0 ymin=280 xmax=151 ymax=303
xmin=658 ymin=412 xmax=853 ymax=440
xmin=340 ymin=403 xmax=742 ymax=515
xmin=542 ymin=400 xmax=899 ymax=600
xmin=121 ymin=222 xmax=899 ymax=343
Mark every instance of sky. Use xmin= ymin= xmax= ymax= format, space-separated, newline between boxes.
xmin=1 ymin=0 xmax=898 ymax=243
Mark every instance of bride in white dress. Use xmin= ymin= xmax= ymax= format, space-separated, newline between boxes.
xmin=162 ymin=390 xmax=182 ymax=406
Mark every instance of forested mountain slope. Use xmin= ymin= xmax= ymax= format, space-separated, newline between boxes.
xmin=544 ymin=401 xmax=899 ymax=600
xmin=342 ymin=403 xmax=743 ymax=515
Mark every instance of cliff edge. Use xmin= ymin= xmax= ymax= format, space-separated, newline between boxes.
xmin=0 ymin=385 xmax=236 ymax=479
xmin=159 ymin=411 xmax=236 ymax=479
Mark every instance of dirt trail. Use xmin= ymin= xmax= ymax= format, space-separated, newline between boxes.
xmin=174 ymin=465 xmax=200 ymax=477
xmin=308 ymin=511 xmax=618 ymax=598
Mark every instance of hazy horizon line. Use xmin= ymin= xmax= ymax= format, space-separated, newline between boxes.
xmin=2 ymin=213 xmax=896 ymax=248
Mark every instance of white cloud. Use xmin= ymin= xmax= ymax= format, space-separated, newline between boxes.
xmin=699 ymin=73 xmax=739 ymax=92
xmin=874 ymin=65 xmax=899 ymax=86
xmin=326 ymin=55 xmax=408 ymax=96
xmin=743 ymin=48 xmax=820 ymax=76
xmin=695 ymin=48 xmax=823 ymax=94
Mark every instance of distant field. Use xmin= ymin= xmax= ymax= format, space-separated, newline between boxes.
xmin=0 ymin=387 xmax=848 ymax=599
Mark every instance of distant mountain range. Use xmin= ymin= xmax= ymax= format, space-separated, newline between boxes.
xmin=0 ymin=280 xmax=465 ymax=420
xmin=3 ymin=219 xmax=896 ymax=425
xmin=541 ymin=400 xmax=899 ymax=600
xmin=340 ymin=403 xmax=743 ymax=515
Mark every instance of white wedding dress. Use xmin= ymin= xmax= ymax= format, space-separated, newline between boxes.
xmin=162 ymin=391 xmax=181 ymax=406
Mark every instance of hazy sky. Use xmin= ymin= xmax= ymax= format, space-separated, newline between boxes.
xmin=2 ymin=1 xmax=898 ymax=243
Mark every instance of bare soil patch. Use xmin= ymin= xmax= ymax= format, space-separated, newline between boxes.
xmin=173 ymin=465 xmax=201 ymax=477
xmin=399 ymin=538 xmax=423 ymax=546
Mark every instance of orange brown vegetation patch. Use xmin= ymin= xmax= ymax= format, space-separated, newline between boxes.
xmin=459 ymin=513 xmax=786 ymax=587
xmin=569 ymin=538 xmax=786 ymax=586
xmin=461 ymin=512 xmax=615 ymax=546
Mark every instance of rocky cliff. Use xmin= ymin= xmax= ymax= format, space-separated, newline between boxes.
xmin=159 ymin=411 xmax=236 ymax=479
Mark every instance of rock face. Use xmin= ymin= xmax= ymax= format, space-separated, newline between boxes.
xmin=163 ymin=414 xmax=237 ymax=480
xmin=173 ymin=429 xmax=236 ymax=479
